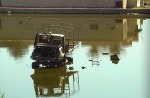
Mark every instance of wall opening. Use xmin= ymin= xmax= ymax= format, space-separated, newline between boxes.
xmin=0 ymin=0 xmax=1 ymax=6
xmin=116 ymin=1 xmax=123 ymax=8
xmin=0 ymin=19 xmax=2 ymax=28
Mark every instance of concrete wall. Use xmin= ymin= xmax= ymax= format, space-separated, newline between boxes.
xmin=1 ymin=0 xmax=127 ymax=8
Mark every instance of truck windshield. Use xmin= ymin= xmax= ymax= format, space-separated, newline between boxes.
xmin=40 ymin=47 xmax=59 ymax=57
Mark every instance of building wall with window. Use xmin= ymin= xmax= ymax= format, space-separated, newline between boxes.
xmin=1 ymin=0 xmax=127 ymax=8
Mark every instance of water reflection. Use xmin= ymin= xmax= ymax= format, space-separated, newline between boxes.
xmin=31 ymin=63 xmax=79 ymax=97
xmin=0 ymin=40 xmax=33 ymax=59
xmin=89 ymin=58 xmax=100 ymax=67
xmin=82 ymin=18 xmax=142 ymax=56
xmin=0 ymin=15 xmax=143 ymax=60
xmin=0 ymin=14 xmax=149 ymax=98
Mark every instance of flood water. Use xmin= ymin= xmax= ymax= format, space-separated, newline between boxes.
xmin=0 ymin=14 xmax=150 ymax=98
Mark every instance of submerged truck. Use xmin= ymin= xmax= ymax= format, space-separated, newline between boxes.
xmin=31 ymin=23 xmax=79 ymax=68
xmin=31 ymin=31 xmax=78 ymax=67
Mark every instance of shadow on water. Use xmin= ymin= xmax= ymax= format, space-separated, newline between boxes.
xmin=31 ymin=63 xmax=79 ymax=98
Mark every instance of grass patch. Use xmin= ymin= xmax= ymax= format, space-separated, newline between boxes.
xmin=132 ymin=6 xmax=142 ymax=9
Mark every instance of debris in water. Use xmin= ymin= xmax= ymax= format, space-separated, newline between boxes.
xmin=27 ymin=17 xmax=31 ymax=19
xmin=89 ymin=60 xmax=100 ymax=63
xmin=102 ymin=52 xmax=109 ymax=55
xmin=110 ymin=54 xmax=120 ymax=64
xmin=112 ymin=60 xmax=119 ymax=64
xmin=110 ymin=54 xmax=120 ymax=60
xmin=19 ymin=21 xmax=23 ymax=24
xmin=82 ymin=66 xmax=86 ymax=69
xmin=7 ymin=11 xmax=11 ymax=15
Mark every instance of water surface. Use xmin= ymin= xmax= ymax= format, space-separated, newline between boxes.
xmin=0 ymin=14 xmax=150 ymax=98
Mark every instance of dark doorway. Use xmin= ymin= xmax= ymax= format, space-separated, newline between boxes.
xmin=116 ymin=1 xmax=123 ymax=8
xmin=0 ymin=0 xmax=1 ymax=6
xmin=0 ymin=19 xmax=2 ymax=28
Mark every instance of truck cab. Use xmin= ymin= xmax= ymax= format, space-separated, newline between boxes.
xmin=31 ymin=32 xmax=68 ymax=65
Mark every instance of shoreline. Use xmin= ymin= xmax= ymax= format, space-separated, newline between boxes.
xmin=0 ymin=7 xmax=150 ymax=14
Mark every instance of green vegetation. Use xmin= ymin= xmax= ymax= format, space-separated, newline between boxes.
xmin=0 ymin=94 xmax=4 ymax=98
xmin=132 ymin=6 xmax=142 ymax=9
xmin=0 ymin=90 xmax=4 ymax=98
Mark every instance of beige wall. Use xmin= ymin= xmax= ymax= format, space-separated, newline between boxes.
xmin=1 ymin=0 xmax=127 ymax=8
xmin=123 ymin=0 xmax=127 ymax=8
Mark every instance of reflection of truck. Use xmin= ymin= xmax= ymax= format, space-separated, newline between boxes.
xmin=31 ymin=32 xmax=76 ymax=67
xmin=31 ymin=65 xmax=79 ymax=97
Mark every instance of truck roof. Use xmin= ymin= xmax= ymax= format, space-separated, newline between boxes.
xmin=38 ymin=32 xmax=64 ymax=37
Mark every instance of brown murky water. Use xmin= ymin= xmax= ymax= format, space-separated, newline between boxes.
xmin=0 ymin=14 xmax=150 ymax=98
